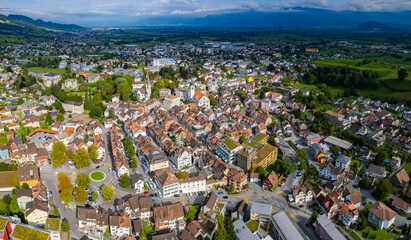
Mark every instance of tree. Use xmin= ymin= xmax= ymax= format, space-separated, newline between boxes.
xmin=52 ymin=205 xmax=60 ymax=217
xmin=209 ymin=95 xmax=218 ymax=107
xmin=61 ymin=220 xmax=70 ymax=232
xmin=225 ymin=217 xmax=235 ymax=240
xmin=374 ymin=178 xmax=393 ymax=201
xmin=283 ymin=158 xmax=298 ymax=174
xmin=57 ymin=172 xmax=72 ymax=192
xmin=56 ymin=113 xmax=65 ymax=121
xmin=176 ymin=172 xmax=190 ymax=179
xmin=239 ymin=135 xmax=246 ymax=144
xmin=120 ymin=174 xmax=131 ymax=188
xmin=76 ymin=173 xmax=91 ymax=188
xmin=310 ymin=210 xmax=318 ymax=223
xmin=50 ymin=141 xmax=68 ymax=167
xmin=21 ymin=183 xmax=29 ymax=189
xmin=101 ymin=185 xmax=115 ymax=201
xmin=213 ymin=214 xmax=226 ymax=240
xmin=359 ymin=177 xmax=373 ymax=189
xmin=60 ymin=190 xmax=72 ymax=204
xmin=374 ymin=150 xmax=388 ymax=166
xmin=73 ymin=186 xmax=88 ymax=204
xmin=129 ymin=157 xmax=137 ymax=169
xmin=398 ymin=68 xmax=409 ymax=80
xmin=73 ymin=148 xmax=91 ymax=169
xmin=88 ymin=145 xmax=99 ymax=159
xmin=117 ymin=81 xmax=132 ymax=101
xmin=91 ymin=191 xmax=99 ymax=201
xmin=45 ymin=113 xmax=52 ymax=125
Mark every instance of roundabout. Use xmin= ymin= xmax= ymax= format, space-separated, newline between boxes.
xmin=90 ymin=171 xmax=106 ymax=181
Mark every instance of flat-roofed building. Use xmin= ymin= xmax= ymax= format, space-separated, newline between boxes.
xmin=270 ymin=211 xmax=306 ymax=240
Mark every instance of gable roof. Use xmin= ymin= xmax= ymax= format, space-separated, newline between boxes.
xmin=368 ymin=201 xmax=397 ymax=221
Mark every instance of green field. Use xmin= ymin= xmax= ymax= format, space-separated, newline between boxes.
xmin=313 ymin=58 xmax=411 ymax=101
xmin=246 ymin=220 xmax=259 ymax=232
xmin=22 ymin=55 xmax=59 ymax=60
xmin=0 ymin=135 xmax=7 ymax=145
xmin=357 ymin=225 xmax=400 ymax=240
xmin=90 ymin=171 xmax=105 ymax=181
xmin=28 ymin=67 xmax=65 ymax=75
xmin=404 ymin=163 xmax=411 ymax=175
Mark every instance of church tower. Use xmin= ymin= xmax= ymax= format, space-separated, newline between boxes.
xmin=189 ymin=85 xmax=195 ymax=100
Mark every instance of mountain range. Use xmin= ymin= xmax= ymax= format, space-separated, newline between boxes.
xmin=93 ymin=7 xmax=411 ymax=30
xmin=0 ymin=14 xmax=85 ymax=31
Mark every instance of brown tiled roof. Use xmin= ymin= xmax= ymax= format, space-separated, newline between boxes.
xmin=392 ymin=197 xmax=411 ymax=211
xmin=393 ymin=169 xmax=410 ymax=188
xmin=154 ymin=168 xmax=178 ymax=186
xmin=204 ymin=192 xmax=218 ymax=209
xmin=26 ymin=198 xmax=47 ymax=216
xmin=153 ymin=202 xmax=184 ymax=222
xmin=17 ymin=165 xmax=39 ymax=182
xmin=348 ymin=191 xmax=362 ymax=205
xmin=110 ymin=212 xmax=131 ymax=228
xmin=368 ymin=201 xmax=397 ymax=221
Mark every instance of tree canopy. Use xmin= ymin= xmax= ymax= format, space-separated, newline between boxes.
xmin=120 ymin=174 xmax=131 ymax=188
xmin=76 ymin=173 xmax=91 ymax=188
xmin=374 ymin=178 xmax=393 ymax=201
xmin=73 ymin=186 xmax=88 ymax=204
xmin=50 ymin=141 xmax=68 ymax=167
xmin=101 ymin=185 xmax=115 ymax=201
xmin=73 ymin=148 xmax=91 ymax=169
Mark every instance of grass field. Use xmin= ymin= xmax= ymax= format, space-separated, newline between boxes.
xmin=404 ymin=163 xmax=411 ymax=175
xmin=22 ymin=55 xmax=59 ymax=60
xmin=313 ymin=58 xmax=411 ymax=101
xmin=90 ymin=171 xmax=105 ymax=181
xmin=140 ymin=220 xmax=155 ymax=240
xmin=246 ymin=220 xmax=259 ymax=232
xmin=28 ymin=67 xmax=65 ymax=75
xmin=0 ymin=135 xmax=7 ymax=145
xmin=357 ymin=225 xmax=399 ymax=240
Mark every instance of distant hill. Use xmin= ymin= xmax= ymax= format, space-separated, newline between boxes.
xmin=0 ymin=14 xmax=85 ymax=31
xmin=357 ymin=21 xmax=396 ymax=31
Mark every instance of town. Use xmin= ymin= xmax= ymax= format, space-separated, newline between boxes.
xmin=0 ymin=27 xmax=410 ymax=240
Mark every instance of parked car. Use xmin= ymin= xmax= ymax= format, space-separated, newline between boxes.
xmin=144 ymin=191 xmax=149 ymax=195
xmin=218 ymin=191 xmax=223 ymax=195
xmin=223 ymin=196 xmax=228 ymax=199
xmin=363 ymin=202 xmax=368 ymax=206
xmin=96 ymin=166 xmax=100 ymax=169
xmin=174 ymin=194 xmax=180 ymax=197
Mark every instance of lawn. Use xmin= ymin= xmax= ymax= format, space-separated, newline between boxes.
xmin=185 ymin=204 xmax=201 ymax=221
xmin=357 ymin=225 xmax=400 ymax=240
xmin=22 ymin=55 xmax=58 ymax=60
xmin=340 ymin=225 xmax=361 ymax=240
xmin=140 ymin=220 xmax=155 ymax=240
xmin=404 ymin=163 xmax=411 ymax=175
xmin=28 ymin=67 xmax=65 ymax=75
xmin=90 ymin=171 xmax=105 ymax=181
xmin=246 ymin=220 xmax=259 ymax=233
xmin=45 ymin=218 xmax=60 ymax=231
xmin=0 ymin=135 xmax=7 ymax=145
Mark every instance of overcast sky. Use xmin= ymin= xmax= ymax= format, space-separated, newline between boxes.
xmin=1 ymin=0 xmax=410 ymax=25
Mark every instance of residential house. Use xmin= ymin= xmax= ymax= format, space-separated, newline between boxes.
xmin=216 ymin=137 xmax=243 ymax=164
xmin=392 ymin=197 xmax=411 ymax=214
xmin=26 ymin=198 xmax=48 ymax=227
xmin=335 ymin=155 xmax=351 ymax=170
xmin=250 ymin=202 xmax=272 ymax=222
xmin=367 ymin=201 xmax=397 ymax=230
xmin=366 ymin=164 xmax=387 ymax=180
xmin=202 ymin=192 xmax=218 ymax=214
xmin=153 ymin=202 xmax=185 ymax=231
xmin=109 ymin=212 xmax=131 ymax=238
xmin=338 ymin=203 xmax=359 ymax=227
xmin=17 ymin=166 xmax=39 ymax=187
xmin=77 ymin=208 xmax=109 ymax=237
xmin=292 ymin=185 xmax=313 ymax=204
xmin=16 ymin=188 xmax=33 ymax=209
xmin=262 ymin=171 xmax=278 ymax=191
xmin=390 ymin=168 xmax=409 ymax=189
xmin=130 ymin=173 xmax=145 ymax=194
xmin=154 ymin=168 xmax=179 ymax=198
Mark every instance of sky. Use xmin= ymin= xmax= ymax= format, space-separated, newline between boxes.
xmin=0 ymin=0 xmax=410 ymax=25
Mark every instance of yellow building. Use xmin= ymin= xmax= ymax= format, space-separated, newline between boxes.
xmin=252 ymin=144 xmax=278 ymax=170
xmin=26 ymin=199 xmax=48 ymax=227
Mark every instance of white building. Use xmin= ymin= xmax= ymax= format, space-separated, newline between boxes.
xmin=171 ymin=147 xmax=192 ymax=170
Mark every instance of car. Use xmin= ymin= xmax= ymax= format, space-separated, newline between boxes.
xmin=223 ymin=196 xmax=228 ymax=199
xmin=218 ymin=191 xmax=223 ymax=195
xmin=96 ymin=166 xmax=100 ymax=169
xmin=174 ymin=194 xmax=180 ymax=197
xmin=280 ymin=181 xmax=285 ymax=185
xmin=154 ymin=193 xmax=158 ymax=197
xmin=278 ymin=184 xmax=283 ymax=187
xmin=363 ymin=202 xmax=368 ymax=206
xmin=85 ymin=203 xmax=91 ymax=208
xmin=282 ymin=179 xmax=287 ymax=183
xmin=150 ymin=194 xmax=154 ymax=197
xmin=298 ymin=205 xmax=304 ymax=208
xmin=408 ymin=217 xmax=411 ymax=220
xmin=144 ymin=191 xmax=149 ymax=195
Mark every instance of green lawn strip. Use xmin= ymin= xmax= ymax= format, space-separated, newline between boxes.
xmin=246 ymin=220 xmax=259 ymax=232
xmin=28 ymin=67 xmax=65 ymax=75
xmin=185 ymin=204 xmax=201 ymax=221
xmin=357 ymin=225 xmax=399 ymax=240
xmin=0 ymin=135 xmax=7 ymax=145
xmin=404 ymin=163 xmax=411 ymax=175
xmin=45 ymin=218 xmax=60 ymax=231
xmin=140 ymin=220 xmax=155 ymax=239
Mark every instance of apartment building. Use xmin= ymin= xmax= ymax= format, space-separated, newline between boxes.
xmin=153 ymin=202 xmax=185 ymax=231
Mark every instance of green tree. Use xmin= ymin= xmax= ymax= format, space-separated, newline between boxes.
xmin=374 ymin=150 xmax=388 ymax=166
xmin=129 ymin=157 xmax=137 ymax=169
xmin=52 ymin=205 xmax=60 ymax=217
xmin=225 ymin=217 xmax=235 ymax=240
xmin=73 ymin=148 xmax=91 ymax=169
xmin=61 ymin=220 xmax=70 ymax=232
xmin=60 ymin=190 xmax=72 ymax=204
xmin=45 ymin=113 xmax=52 ymax=125
xmin=21 ymin=183 xmax=30 ymax=189
xmin=120 ymin=174 xmax=131 ymax=188
xmin=310 ymin=210 xmax=318 ymax=223
xmin=76 ymin=173 xmax=91 ymax=188
xmin=88 ymin=145 xmax=99 ymax=159
xmin=209 ymin=95 xmax=218 ymax=107
xmin=374 ymin=178 xmax=393 ymax=201
xmin=73 ymin=186 xmax=88 ymax=204
xmin=50 ymin=141 xmax=68 ymax=167
xmin=398 ymin=68 xmax=409 ymax=80
xmin=283 ymin=158 xmax=298 ymax=174
xmin=239 ymin=135 xmax=246 ymax=144
xmin=101 ymin=185 xmax=115 ymax=201
xmin=213 ymin=214 xmax=226 ymax=240
xmin=56 ymin=113 xmax=65 ymax=121
xmin=91 ymin=191 xmax=99 ymax=201
xmin=117 ymin=81 xmax=132 ymax=101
